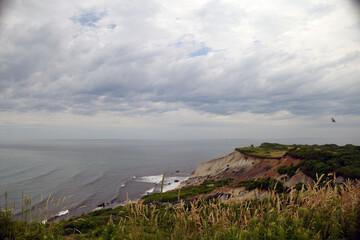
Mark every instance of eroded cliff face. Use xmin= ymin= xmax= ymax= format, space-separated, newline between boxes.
xmin=191 ymin=150 xmax=258 ymax=178
xmin=182 ymin=149 xmax=312 ymax=187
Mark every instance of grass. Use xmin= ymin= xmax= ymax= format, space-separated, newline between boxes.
xmin=0 ymin=191 xmax=74 ymax=240
xmin=1 ymin=191 xmax=73 ymax=224
xmin=2 ymin=176 xmax=360 ymax=239
xmin=141 ymin=178 xmax=233 ymax=203
xmin=236 ymin=143 xmax=290 ymax=159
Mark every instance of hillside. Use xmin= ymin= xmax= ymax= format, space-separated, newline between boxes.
xmin=181 ymin=147 xmax=307 ymax=188
xmin=182 ymin=143 xmax=360 ymax=188
xmin=139 ymin=143 xmax=360 ymax=205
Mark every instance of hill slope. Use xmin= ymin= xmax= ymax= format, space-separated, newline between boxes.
xmin=182 ymin=143 xmax=360 ymax=189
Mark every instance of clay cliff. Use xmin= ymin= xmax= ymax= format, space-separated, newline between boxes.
xmin=181 ymin=149 xmax=312 ymax=188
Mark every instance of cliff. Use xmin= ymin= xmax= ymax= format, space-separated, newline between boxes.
xmin=182 ymin=149 xmax=312 ymax=187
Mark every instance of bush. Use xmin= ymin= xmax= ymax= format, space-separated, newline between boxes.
xmin=278 ymin=166 xmax=289 ymax=175
xmin=288 ymin=144 xmax=360 ymax=179
xmin=237 ymin=178 xmax=285 ymax=193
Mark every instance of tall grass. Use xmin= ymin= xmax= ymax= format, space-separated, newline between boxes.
xmin=1 ymin=191 xmax=73 ymax=239
xmin=126 ymin=177 xmax=359 ymax=239
xmin=64 ymin=176 xmax=360 ymax=239
xmin=1 ymin=177 xmax=360 ymax=239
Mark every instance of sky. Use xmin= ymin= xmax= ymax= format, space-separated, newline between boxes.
xmin=0 ymin=0 xmax=359 ymax=141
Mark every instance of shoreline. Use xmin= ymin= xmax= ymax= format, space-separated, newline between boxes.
xmin=50 ymin=172 xmax=190 ymax=222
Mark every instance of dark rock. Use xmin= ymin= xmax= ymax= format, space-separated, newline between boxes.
xmin=174 ymin=179 xmax=179 ymax=182
xmin=207 ymin=193 xmax=231 ymax=200
xmin=97 ymin=202 xmax=105 ymax=208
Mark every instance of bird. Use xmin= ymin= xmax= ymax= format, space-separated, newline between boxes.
xmin=331 ymin=117 xmax=336 ymax=123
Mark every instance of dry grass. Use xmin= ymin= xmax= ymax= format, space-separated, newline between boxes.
xmin=106 ymin=175 xmax=360 ymax=239
xmin=2 ymin=176 xmax=360 ymax=239
xmin=2 ymin=191 xmax=74 ymax=224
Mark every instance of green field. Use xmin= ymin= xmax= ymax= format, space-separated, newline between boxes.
xmin=236 ymin=142 xmax=290 ymax=159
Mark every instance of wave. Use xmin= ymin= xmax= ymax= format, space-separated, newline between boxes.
xmin=105 ymin=176 xmax=140 ymax=207
xmin=138 ymin=175 xmax=189 ymax=196
xmin=162 ymin=176 xmax=189 ymax=192
xmin=56 ymin=209 xmax=69 ymax=217
xmin=0 ymin=165 xmax=37 ymax=180
xmin=5 ymin=168 xmax=59 ymax=186
xmin=81 ymin=172 xmax=105 ymax=187
xmin=145 ymin=187 xmax=155 ymax=194
xmin=119 ymin=175 xmax=137 ymax=189
xmin=136 ymin=174 xmax=164 ymax=184
xmin=92 ymin=207 xmax=103 ymax=212
xmin=41 ymin=209 xmax=69 ymax=224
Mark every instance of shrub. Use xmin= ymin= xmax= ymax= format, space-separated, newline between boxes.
xmin=278 ymin=165 xmax=289 ymax=175
xmin=237 ymin=178 xmax=285 ymax=193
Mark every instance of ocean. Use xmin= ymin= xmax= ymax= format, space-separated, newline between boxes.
xmin=0 ymin=139 xmax=258 ymax=219
xmin=1 ymin=138 xmax=358 ymax=220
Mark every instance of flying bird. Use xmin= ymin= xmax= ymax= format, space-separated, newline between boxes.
xmin=331 ymin=117 xmax=336 ymax=123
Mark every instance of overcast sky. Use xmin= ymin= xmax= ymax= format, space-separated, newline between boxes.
xmin=0 ymin=0 xmax=359 ymax=141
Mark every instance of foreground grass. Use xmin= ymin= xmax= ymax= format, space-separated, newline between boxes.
xmin=1 ymin=177 xmax=360 ymax=239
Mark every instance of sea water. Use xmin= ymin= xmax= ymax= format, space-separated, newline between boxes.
xmin=0 ymin=139 xmax=257 ymax=218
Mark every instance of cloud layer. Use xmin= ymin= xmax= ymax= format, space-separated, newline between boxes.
xmin=0 ymin=0 xmax=359 ymax=140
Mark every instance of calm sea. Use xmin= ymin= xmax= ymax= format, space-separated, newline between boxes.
xmin=1 ymin=138 xmax=358 ymax=219
xmin=0 ymin=139 xmax=258 ymax=218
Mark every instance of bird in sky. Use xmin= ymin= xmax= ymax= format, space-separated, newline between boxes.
xmin=331 ymin=117 xmax=336 ymax=123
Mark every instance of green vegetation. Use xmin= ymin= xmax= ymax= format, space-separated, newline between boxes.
xmin=288 ymin=144 xmax=360 ymax=179
xmin=237 ymin=178 xmax=285 ymax=193
xmin=239 ymin=143 xmax=360 ymax=180
xmin=236 ymin=143 xmax=290 ymax=159
xmin=277 ymin=164 xmax=299 ymax=177
xmin=142 ymin=178 xmax=285 ymax=204
xmin=142 ymin=179 xmax=233 ymax=203
xmin=2 ymin=179 xmax=360 ymax=239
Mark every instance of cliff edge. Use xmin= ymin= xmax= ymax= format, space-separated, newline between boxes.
xmin=181 ymin=148 xmax=312 ymax=188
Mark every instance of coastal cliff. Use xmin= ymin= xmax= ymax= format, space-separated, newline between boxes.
xmin=144 ymin=142 xmax=359 ymax=204
xmin=182 ymin=148 xmax=312 ymax=188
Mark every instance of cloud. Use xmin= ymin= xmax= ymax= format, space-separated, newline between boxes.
xmin=0 ymin=0 xmax=359 ymax=139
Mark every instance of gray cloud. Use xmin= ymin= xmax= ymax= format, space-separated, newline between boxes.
xmin=0 ymin=0 xmax=359 ymax=120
